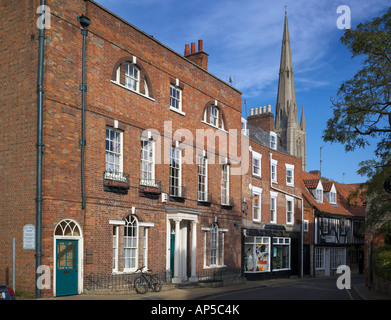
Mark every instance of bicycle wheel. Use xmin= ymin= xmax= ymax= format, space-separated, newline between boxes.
xmin=134 ymin=276 xmax=148 ymax=294
xmin=151 ymin=275 xmax=162 ymax=292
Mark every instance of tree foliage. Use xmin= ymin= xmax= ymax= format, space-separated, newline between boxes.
xmin=323 ymin=7 xmax=391 ymax=231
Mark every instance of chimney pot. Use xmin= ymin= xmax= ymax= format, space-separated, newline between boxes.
xmin=191 ymin=42 xmax=196 ymax=54
xmin=198 ymin=40 xmax=203 ymax=52
xmin=185 ymin=44 xmax=190 ymax=56
xmin=267 ymin=104 xmax=271 ymax=112
xmin=263 ymin=106 xmax=266 ymax=113
xmin=250 ymin=108 xmax=254 ymax=116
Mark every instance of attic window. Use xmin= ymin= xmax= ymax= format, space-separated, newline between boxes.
xmin=329 ymin=191 xmax=336 ymax=204
xmin=269 ymin=132 xmax=277 ymax=150
xmin=203 ymin=102 xmax=225 ymax=130
xmin=311 ymin=180 xmax=323 ymax=203
xmin=111 ymin=56 xmax=154 ymax=100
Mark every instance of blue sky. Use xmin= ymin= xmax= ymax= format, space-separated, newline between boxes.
xmin=95 ymin=0 xmax=390 ymax=184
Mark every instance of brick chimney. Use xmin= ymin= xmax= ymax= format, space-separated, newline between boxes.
xmin=184 ymin=40 xmax=208 ymax=70
xmin=247 ymin=105 xmax=275 ymax=132
xmin=309 ymin=170 xmax=321 ymax=177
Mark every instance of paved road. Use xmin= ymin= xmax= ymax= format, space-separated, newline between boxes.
xmin=200 ymin=276 xmax=363 ymax=300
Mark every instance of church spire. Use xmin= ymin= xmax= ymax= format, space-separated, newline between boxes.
xmin=275 ymin=9 xmax=297 ymax=129
xmin=274 ymin=10 xmax=307 ymax=172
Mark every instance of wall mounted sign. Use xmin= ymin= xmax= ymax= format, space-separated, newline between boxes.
xmin=23 ymin=224 xmax=35 ymax=250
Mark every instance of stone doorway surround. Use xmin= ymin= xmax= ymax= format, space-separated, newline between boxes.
xmin=166 ymin=207 xmax=200 ymax=283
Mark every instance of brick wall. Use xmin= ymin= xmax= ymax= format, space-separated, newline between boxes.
xmin=37 ymin=0 xmax=242 ymax=296
xmin=0 ymin=0 xmax=41 ymax=294
xmin=243 ymin=135 xmax=303 ymax=229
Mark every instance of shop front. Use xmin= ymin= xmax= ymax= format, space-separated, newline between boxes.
xmin=242 ymin=226 xmax=300 ymax=280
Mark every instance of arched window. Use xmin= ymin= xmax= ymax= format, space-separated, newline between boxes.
xmin=125 ymin=63 xmax=139 ymax=91
xmin=210 ymin=223 xmax=218 ymax=265
xmin=54 ymin=219 xmax=81 ymax=237
xmin=203 ymin=102 xmax=226 ymax=130
xmin=111 ymin=56 xmax=153 ymax=98
xmin=124 ymin=215 xmax=138 ymax=271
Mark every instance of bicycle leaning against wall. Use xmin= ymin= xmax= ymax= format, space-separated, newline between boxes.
xmin=134 ymin=265 xmax=162 ymax=294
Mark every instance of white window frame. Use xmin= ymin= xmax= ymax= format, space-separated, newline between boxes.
xmin=169 ymin=147 xmax=182 ymax=197
xmin=210 ymin=223 xmax=218 ymax=266
xmin=140 ymin=139 xmax=155 ymax=184
xmin=270 ymin=132 xmax=277 ymax=150
xmin=315 ymin=247 xmax=325 ymax=270
xmin=304 ymin=220 xmax=309 ymax=232
xmin=124 ymin=215 xmax=138 ymax=272
xmin=270 ymin=191 xmax=278 ymax=224
xmin=252 ymin=186 xmax=263 ymax=222
xmin=241 ymin=118 xmax=248 ymax=136
xmin=125 ymin=63 xmax=140 ymax=92
xmin=170 ymin=84 xmax=183 ymax=113
xmin=105 ymin=127 xmax=123 ymax=179
xmin=209 ymin=105 xmax=219 ymax=127
xmin=221 ymin=164 xmax=230 ymax=205
xmin=314 ymin=181 xmax=323 ymax=203
xmin=272 ymin=237 xmax=291 ymax=271
xmin=286 ymin=195 xmax=294 ymax=225
xmin=202 ymin=224 xmax=227 ymax=268
xmin=271 ymin=159 xmax=278 ymax=184
xmin=244 ymin=236 xmax=270 ymax=273
xmin=252 ymin=151 xmax=262 ymax=177
xmin=112 ymin=226 xmax=119 ymax=273
xmin=285 ymin=164 xmax=294 ymax=187
xmin=198 ymin=155 xmax=208 ymax=201
xmin=327 ymin=184 xmax=337 ymax=204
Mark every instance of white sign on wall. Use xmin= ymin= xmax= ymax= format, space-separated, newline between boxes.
xmin=23 ymin=224 xmax=36 ymax=250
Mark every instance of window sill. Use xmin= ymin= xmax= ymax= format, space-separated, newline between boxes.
xmin=201 ymin=120 xmax=228 ymax=133
xmin=203 ymin=265 xmax=227 ymax=270
xmin=111 ymin=80 xmax=155 ymax=102
xmin=169 ymin=106 xmax=186 ymax=116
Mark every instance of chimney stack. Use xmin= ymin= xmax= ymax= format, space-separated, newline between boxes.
xmin=248 ymin=104 xmax=275 ymax=132
xmin=184 ymin=44 xmax=190 ymax=56
xmin=184 ymin=40 xmax=209 ymax=70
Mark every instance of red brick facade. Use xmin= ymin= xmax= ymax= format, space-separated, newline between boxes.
xmin=1 ymin=0 xmax=243 ymax=297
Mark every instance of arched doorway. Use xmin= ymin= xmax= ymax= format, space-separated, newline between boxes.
xmin=54 ymin=219 xmax=83 ymax=296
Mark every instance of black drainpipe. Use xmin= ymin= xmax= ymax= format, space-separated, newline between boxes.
xmin=77 ymin=14 xmax=90 ymax=210
xmin=36 ymin=0 xmax=46 ymax=299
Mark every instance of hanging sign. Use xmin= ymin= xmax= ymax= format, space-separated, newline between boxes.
xmin=23 ymin=224 xmax=36 ymax=250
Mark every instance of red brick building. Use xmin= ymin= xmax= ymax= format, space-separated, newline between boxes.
xmin=241 ymin=107 xmax=304 ymax=279
xmin=1 ymin=0 xmax=243 ymax=297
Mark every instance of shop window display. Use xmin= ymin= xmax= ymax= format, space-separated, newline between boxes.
xmin=272 ymin=237 xmax=290 ymax=270
xmin=244 ymin=237 xmax=270 ymax=272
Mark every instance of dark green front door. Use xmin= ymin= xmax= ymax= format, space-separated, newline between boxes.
xmin=56 ymin=240 xmax=78 ymax=296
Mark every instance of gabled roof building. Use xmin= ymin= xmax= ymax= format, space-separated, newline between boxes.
xmin=302 ymin=171 xmax=365 ymax=277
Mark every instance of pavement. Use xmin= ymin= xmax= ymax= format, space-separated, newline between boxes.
xmin=28 ymin=275 xmax=390 ymax=301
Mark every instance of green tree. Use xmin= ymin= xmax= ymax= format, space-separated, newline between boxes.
xmin=323 ymin=7 xmax=391 ymax=231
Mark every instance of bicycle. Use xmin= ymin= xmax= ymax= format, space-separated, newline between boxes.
xmin=134 ymin=265 xmax=162 ymax=294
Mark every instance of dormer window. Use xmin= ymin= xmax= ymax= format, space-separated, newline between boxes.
xmin=313 ymin=181 xmax=323 ymax=203
xmin=269 ymin=132 xmax=277 ymax=150
xmin=241 ymin=118 xmax=248 ymax=136
xmin=325 ymin=183 xmax=337 ymax=204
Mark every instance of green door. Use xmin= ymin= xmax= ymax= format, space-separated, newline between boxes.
xmin=56 ymin=240 xmax=78 ymax=296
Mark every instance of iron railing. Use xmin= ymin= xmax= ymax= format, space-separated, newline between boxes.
xmin=84 ymin=269 xmax=171 ymax=293
xmin=138 ymin=179 xmax=162 ymax=194
xmin=103 ymin=171 xmax=130 ymax=193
